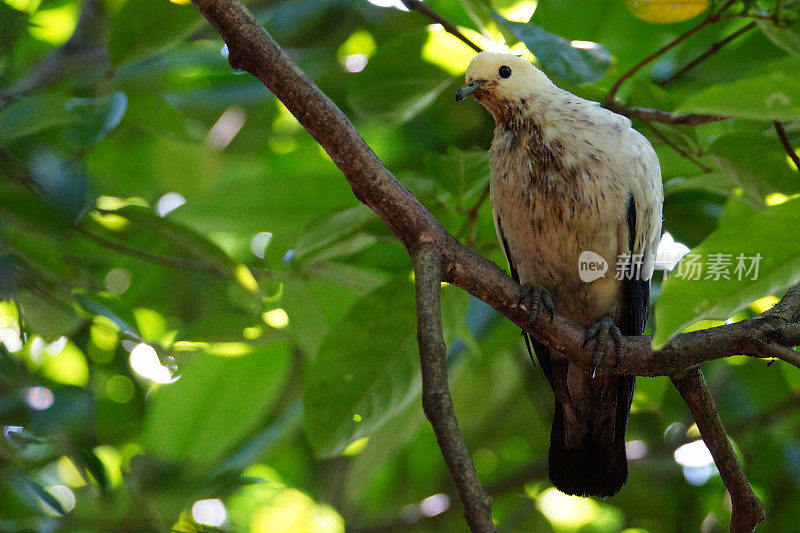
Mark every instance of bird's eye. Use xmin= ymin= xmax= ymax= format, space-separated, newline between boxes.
xmin=498 ymin=65 xmax=512 ymax=78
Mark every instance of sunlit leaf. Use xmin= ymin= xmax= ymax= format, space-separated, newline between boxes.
xmin=654 ymin=197 xmax=800 ymax=347
xmin=143 ymin=343 xmax=291 ymax=463
xmin=347 ymin=30 xmax=453 ymax=123
xmin=304 ymin=276 xmax=419 ymax=457
xmin=624 ymin=0 xmax=708 ymax=24
xmin=676 ymin=56 xmax=800 ymax=121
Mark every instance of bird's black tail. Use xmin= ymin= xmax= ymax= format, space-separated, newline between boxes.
xmin=530 ymin=337 xmax=634 ymax=498
xmin=547 ymin=370 xmax=634 ymax=498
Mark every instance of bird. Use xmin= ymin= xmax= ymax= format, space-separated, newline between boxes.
xmin=456 ymin=52 xmax=663 ymax=497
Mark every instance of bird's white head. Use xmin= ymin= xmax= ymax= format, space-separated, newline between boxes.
xmin=457 ymin=52 xmax=555 ymax=121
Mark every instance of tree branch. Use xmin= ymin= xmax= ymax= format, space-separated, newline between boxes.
xmin=659 ymin=22 xmax=757 ymax=87
xmin=189 ymin=1 xmax=800 ymax=529
xmin=604 ymin=104 xmax=728 ymax=125
xmin=642 ymin=121 xmax=712 ymax=172
xmin=413 ymin=243 xmax=495 ymax=532
xmin=604 ymin=0 xmax=739 ymax=106
xmin=671 ymin=367 xmax=765 ymax=532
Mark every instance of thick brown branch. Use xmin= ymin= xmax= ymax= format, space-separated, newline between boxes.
xmin=413 ymin=244 xmax=495 ymax=532
xmin=189 ymin=0 xmax=800 ymax=379
xmin=671 ymin=368 xmax=765 ymax=532
xmin=190 ymin=3 xmax=800 ymax=529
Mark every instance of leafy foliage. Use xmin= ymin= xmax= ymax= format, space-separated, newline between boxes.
xmin=1 ymin=0 xmax=800 ymax=531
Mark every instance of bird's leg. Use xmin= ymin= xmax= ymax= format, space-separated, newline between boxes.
xmin=518 ymin=282 xmax=554 ymax=332
xmin=583 ymin=316 xmax=624 ymax=378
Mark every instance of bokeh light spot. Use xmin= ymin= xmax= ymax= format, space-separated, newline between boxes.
xmin=262 ymin=308 xmax=289 ymax=329
xmin=24 ymin=386 xmax=54 ymax=410
xmin=106 ymin=375 xmax=135 ymax=403
xmin=192 ymin=498 xmax=227 ymax=527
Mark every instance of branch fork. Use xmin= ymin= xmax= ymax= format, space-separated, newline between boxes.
xmin=189 ymin=1 xmax=796 ymax=530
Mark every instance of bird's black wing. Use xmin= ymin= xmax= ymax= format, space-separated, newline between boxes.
xmin=496 ymin=215 xmax=553 ymax=383
xmin=623 ymin=195 xmax=651 ymax=337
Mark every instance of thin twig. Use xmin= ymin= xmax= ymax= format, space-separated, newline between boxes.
xmin=605 ymin=103 xmax=728 ymax=125
xmin=774 ymin=120 xmax=800 ymax=171
xmin=605 ymin=0 xmax=739 ymax=106
xmin=660 ymin=22 xmax=757 ymax=87
xmin=1 ymin=144 xmax=230 ymax=276
xmin=643 ymin=121 xmax=712 ymax=172
xmin=400 ymin=0 xmax=482 ymax=53
xmin=413 ymin=243 xmax=495 ymax=532
xmin=671 ymin=368 xmax=765 ymax=532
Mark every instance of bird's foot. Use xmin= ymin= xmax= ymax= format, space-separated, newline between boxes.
xmin=583 ymin=316 xmax=623 ymax=378
xmin=518 ymin=283 xmax=554 ymax=332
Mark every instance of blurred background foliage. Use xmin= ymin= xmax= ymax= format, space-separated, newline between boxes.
xmin=1 ymin=0 xmax=800 ymax=530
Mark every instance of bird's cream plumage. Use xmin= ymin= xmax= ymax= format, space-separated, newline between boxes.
xmin=459 ymin=52 xmax=663 ymax=497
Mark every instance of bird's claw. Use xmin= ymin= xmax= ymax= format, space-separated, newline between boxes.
xmin=583 ymin=316 xmax=624 ymax=378
xmin=519 ymin=283 xmax=554 ymax=331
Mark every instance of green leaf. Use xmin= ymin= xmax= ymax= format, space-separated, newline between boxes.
xmin=63 ymin=92 xmax=128 ymax=148
xmin=664 ymin=172 xmax=738 ymax=198
xmin=347 ymin=30 xmax=452 ymax=123
xmin=497 ymin=15 xmax=611 ymax=83
xmin=143 ymin=343 xmax=291 ymax=463
xmin=757 ymin=18 xmax=800 ymax=57
xmin=0 ymin=94 xmax=71 ymax=142
xmin=653 ymin=197 xmax=800 ymax=348
xmin=676 ymin=56 xmax=800 ymax=121
xmin=112 ymin=205 xmax=238 ymax=274
xmin=303 ymin=276 xmax=420 ymax=457
xmin=15 ymin=291 xmax=82 ymax=339
xmin=425 ymin=147 xmax=489 ymax=209
xmin=708 ymin=132 xmax=800 ymax=200
xmin=292 ymin=205 xmax=376 ymax=264
xmin=108 ymin=0 xmax=201 ymax=66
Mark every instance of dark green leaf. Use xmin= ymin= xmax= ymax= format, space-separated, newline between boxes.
xmin=708 ymin=132 xmax=800 ymax=200
xmin=108 ymin=0 xmax=201 ymax=66
xmin=497 ymin=15 xmax=611 ymax=83
xmin=425 ymin=147 xmax=489 ymax=209
xmin=654 ymin=196 xmax=800 ymax=347
xmin=64 ymin=92 xmax=128 ymax=148
xmin=143 ymin=343 xmax=291 ymax=463
xmin=0 ymin=94 xmax=71 ymax=142
xmin=304 ymin=276 xmax=419 ymax=457
xmin=676 ymin=56 xmax=800 ymax=121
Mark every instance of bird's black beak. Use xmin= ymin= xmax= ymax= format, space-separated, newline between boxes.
xmin=456 ymin=80 xmax=485 ymax=102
